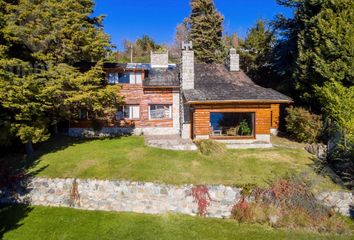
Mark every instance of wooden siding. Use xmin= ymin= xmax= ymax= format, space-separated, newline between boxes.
xmin=193 ymin=104 xmax=272 ymax=138
xmin=270 ymin=104 xmax=280 ymax=129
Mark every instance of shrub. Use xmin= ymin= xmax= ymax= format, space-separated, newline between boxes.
xmin=231 ymin=198 xmax=252 ymax=222
xmin=285 ymin=106 xmax=323 ymax=143
xmin=195 ymin=139 xmax=226 ymax=156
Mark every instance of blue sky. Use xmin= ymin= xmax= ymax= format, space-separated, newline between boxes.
xmin=94 ymin=0 xmax=293 ymax=50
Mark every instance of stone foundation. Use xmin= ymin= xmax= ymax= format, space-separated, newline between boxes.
xmin=68 ymin=127 xmax=179 ymax=138
xmin=1 ymin=178 xmax=352 ymax=218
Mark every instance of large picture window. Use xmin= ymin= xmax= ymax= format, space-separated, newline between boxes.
xmin=210 ymin=112 xmax=255 ymax=137
xmin=116 ymin=105 xmax=140 ymax=120
xmin=108 ymin=72 xmax=142 ymax=84
xmin=149 ymin=105 xmax=172 ymax=120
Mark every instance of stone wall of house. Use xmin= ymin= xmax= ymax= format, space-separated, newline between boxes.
xmin=68 ymin=127 xmax=179 ymax=138
xmin=1 ymin=178 xmax=352 ymax=218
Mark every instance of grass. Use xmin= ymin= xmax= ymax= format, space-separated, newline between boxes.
xmin=1 ymin=135 xmax=339 ymax=189
xmin=0 ymin=205 xmax=352 ymax=240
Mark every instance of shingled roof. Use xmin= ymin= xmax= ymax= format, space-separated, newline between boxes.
xmin=183 ymin=64 xmax=292 ymax=103
xmin=143 ymin=67 xmax=180 ymax=87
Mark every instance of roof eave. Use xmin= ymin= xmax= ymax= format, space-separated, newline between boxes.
xmin=143 ymin=85 xmax=180 ymax=89
xmin=185 ymin=99 xmax=293 ymax=105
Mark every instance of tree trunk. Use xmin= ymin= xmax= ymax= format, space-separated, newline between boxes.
xmin=343 ymin=128 xmax=347 ymax=151
xmin=25 ymin=141 xmax=34 ymax=156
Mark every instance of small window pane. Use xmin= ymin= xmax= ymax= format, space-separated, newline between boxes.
xmin=149 ymin=105 xmax=172 ymax=120
xmin=131 ymin=106 xmax=140 ymax=119
xmin=129 ymin=73 xmax=136 ymax=84
xmin=79 ymin=109 xmax=88 ymax=120
xmin=116 ymin=105 xmax=140 ymax=120
xmin=119 ymin=73 xmax=130 ymax=83
xmin=123 ymin=106 xmax=130 ymax=118
xmin=135 ymin=72 xmax=142 ymax=84
xmin=108 ymin=72 xmax=119 ymax=84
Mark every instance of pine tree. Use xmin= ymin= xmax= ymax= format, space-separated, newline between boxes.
xmin=0 ymin=0 xmax=122 ymax=154
xmin=316 ymin=81 xmax=354 ymax=148
xmin=295 ymin=0 xmax=354 ymax=107
xmin=223 ymin=33 xmax=240 ymax=50
xmin=240 ymin=20 xmax=275 ymax=87
xmin=188 ymin=0 xmax=226 ymax=63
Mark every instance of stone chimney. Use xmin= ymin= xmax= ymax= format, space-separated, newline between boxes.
xmin=227 ymin=48 xmax=240 ymax=72
xmin=151 ymin=51 xmax=169 ymax=68
xmin=181 ymin=41 xmax=195 ymax=90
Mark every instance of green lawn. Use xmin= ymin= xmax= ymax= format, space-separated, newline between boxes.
xmin=1 ymin=135 xmax=339 ymax=189
xmin=1 ymin=205 xmax=352 ymax=240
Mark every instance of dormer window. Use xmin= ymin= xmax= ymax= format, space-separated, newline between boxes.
xmin=108 ymin=72 xmax=142 ymax=84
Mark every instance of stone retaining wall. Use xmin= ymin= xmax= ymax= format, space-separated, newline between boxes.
xmin=1 ymin=178 xmax=352 ymax=218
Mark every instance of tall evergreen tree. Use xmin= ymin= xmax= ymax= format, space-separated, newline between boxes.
xmin=295 ymin=0 xmax=354 ymax=106
xmin=188 ymin=0 xmax=226 ymax=63
xmin=223 ymin=32 xmax=240 ymax=50
xmin=273 ymin=0 xmax=353 ymax=108
xmin=0 ymin=0 xmax=122 ymax=154
xmin=274 ymin=0 xmax=354 ymax=165
xmin=240 ymin=20 xmax=275 ymax=87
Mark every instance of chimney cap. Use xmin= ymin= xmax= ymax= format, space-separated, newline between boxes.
xmin=229 ymin=48 xmax=237 ymax=54
xmin=182 ymin=41 xmax=193 ymax=51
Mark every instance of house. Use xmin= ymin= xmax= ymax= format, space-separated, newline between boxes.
xmin=69 ymin=42 xmax=292 ymax=146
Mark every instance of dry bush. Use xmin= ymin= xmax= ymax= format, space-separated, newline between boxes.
xmin=195 ymin=139 xmax=226 ymax=156
xmin=231 ymin=176 xmax=351 ymax=234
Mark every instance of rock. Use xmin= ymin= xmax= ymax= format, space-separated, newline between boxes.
xmin=305 ymin=143 xmax=327 ymax=160
xmin=269 ymin=215 xmax=279 ymax=225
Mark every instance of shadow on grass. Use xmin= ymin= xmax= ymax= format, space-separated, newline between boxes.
xmin=0 ymin=135 xmax=130 ymax=237
xmin=0 ymin=134 xmax=128 ymax=189
xmin=311 ymin=155 xmax=353 ymax=192
xmin=0 ymin=135 xmax=126 ymax=182
xmin=0 ymin=204 xmax=33 ymax=239
xmin=0 ymin=135 xmax=121 ymax=200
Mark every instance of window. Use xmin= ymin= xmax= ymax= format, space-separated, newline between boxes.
xmin=78 ymin=109 xmax=88 ymax=120
xmin=149 ymin=105 xmax=172 ymax=120
xmin=116 ymin=105 xmax=140 ymax=120
xmin=108 ymin=72 xmax=119 ymax=84
xmin=108 ymin=72 xmax=142 ymax=84
xmin=210 ymin=112 xmax=255 ymax=137
xmin=132 ymin=72 xmax=142 ymax=84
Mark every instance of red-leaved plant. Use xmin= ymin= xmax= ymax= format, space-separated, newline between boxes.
xmin=231 ymin=197 xmax=252 ymax=222
xmin=230 ymin=176 xmax=350 ymax=234
xmin=191 ymin=185 xmax=212 ymax=216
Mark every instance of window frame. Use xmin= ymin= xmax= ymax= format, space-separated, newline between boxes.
xmin=148 ymin=104 xmax=173 ymax=120
xmin=107 ymin=71 xmax=143 ymax=85
xmin=209 ymin=111 xmax=256 ymax=139
xmin=116 ymin=105 xmax=140 ymax=120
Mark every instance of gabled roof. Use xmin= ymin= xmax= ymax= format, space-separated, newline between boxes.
xmin=183 ymin=64 xmax=292 ymax=103
xmin=143 ymin=67 xmax=180 ymax=87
